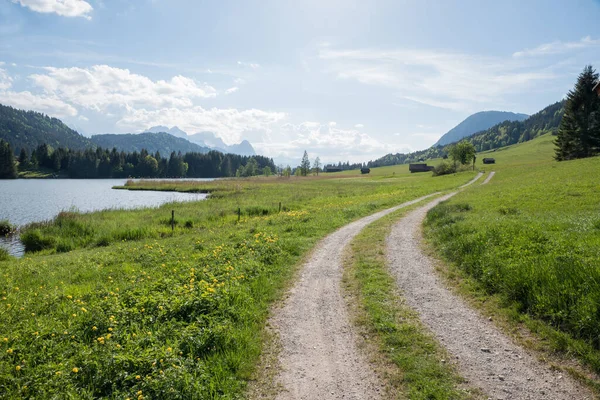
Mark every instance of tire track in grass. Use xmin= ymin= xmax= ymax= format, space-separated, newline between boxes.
xmin=386 ymin=194 xmax=593 ymax=400
xmin=481 ymin=171 xmax=495 ymax=185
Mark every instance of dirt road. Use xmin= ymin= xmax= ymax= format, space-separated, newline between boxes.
xmin=386 ymin=194 xmax=593 ymax=400
xmin=269 ymin=193 xmax=440 ymax=400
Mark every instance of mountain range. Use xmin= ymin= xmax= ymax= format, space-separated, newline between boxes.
xmin=0 ymin=103 xmax=257 ymax=157
xmin=145 ymin=126 xmax=256 ymax=156
xmin=434 ymin=111 xmax=529 ymax=146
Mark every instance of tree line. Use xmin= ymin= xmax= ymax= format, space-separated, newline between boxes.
xmin=0 ymin=142 xmax=276 ymax=179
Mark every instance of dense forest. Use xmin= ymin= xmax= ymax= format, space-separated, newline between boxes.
xmin=323 ymin=161 xmax=365 ymax=171
xmin=8 ymin=143 xmax=276 ymax=179
xmin=0 ymin=104 xmax=92 ymax=152
xmin=367 ymin=100 xmax=565 ymax=168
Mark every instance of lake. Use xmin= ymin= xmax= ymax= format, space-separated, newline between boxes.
xmin=0 ymin=179 xmax=209 ymax=257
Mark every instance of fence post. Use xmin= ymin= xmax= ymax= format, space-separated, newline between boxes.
xmin=279 ymin=202 xmax=281 ymax=213
xmin=238 ymin=207 xmax=241 ymax=222
xmin=171 ymin=210 xmax=175 ymax=231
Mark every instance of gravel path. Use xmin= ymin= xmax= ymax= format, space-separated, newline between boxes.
xmin=481 ymin=171 xmax=495 ymax=185
xmin=270 ymin=193 xmax=442 ymax=400
xmin=386 ymin=193 xmax=593 ymax=400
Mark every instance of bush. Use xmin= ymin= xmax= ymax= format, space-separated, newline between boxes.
xmin=0 ymin=220 xmax=14 ymax=236
xmin=20 ymin=229 xmax=56 ymax=252
xmin=432 ymin=161 xmax=456 ymax=176
xmin=0 ymin=247 xmax=11 ymax=261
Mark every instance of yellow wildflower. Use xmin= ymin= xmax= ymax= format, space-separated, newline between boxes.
xmin=72 ymin=367 xmax=79 ymax=373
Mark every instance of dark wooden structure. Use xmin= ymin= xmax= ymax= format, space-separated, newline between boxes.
xmin=361 ymin=168 xmax=370 ymax=174
xmin=409 ymin=163 xmax=434 ymax=173
xmin=483 ymin=158 xmax=496 ymax=164
xmin=594 ymin=81 xmax=600 ymax=96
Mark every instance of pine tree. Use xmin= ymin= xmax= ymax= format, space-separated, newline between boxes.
xmin=0 ymin=140 xmax=18 ymax=179
xmin=555 ymin=65 xmax=600 ymax=160
xmin=300 ymin=151 xmax=310 ymax=176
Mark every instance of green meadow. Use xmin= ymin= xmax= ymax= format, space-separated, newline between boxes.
xmin=424 ymin=133 xmax=600 ymax=373
xmin=0 ymin=169 xmax=475 ymax=399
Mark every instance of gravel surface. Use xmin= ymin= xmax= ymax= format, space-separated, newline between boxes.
xmin=387 ymin=193 xmax=593 ymax=400
xmin=481 ymin=171 xmax=495 ymax=185
xmin=270 ymin=193 xmax=441 ymax=400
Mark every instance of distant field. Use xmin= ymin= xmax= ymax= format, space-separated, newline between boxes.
xmin=0 ymin=168 xmax=476 ymax=398
xmin=425 ymin=133 xmax=600 ymax=372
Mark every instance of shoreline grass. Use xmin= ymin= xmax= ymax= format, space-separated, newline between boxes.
xmin=0 ymin=171 xmax=477 ymax=398
xmin=343 ymin=204 xmax=481 ymax=400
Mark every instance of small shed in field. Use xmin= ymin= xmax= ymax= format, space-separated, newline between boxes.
xmin=361 ymin=168 xmax=370 ymax=174
xmin=409 ymin=163 xmax=434 ymax=173
xmin=483 ymin=158 xmax=496 ymax=164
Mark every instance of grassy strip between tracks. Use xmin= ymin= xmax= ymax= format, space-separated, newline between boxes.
xmin=343 ymin=206 xmax=481 ymax=400
xmin=0 ymin=171 xmax=476 ymax=399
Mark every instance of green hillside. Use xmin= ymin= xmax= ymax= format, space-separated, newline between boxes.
xmin=368 ymin=100 xmax=564 ymax=168
xmin=434 ymin=110 xmax=528 ymax=146
xmin=425 ymin=133 xmax=600 ymax=372
xmin=91 ymin=132 xmax=211 ymax=155
xmin=0 ymin=103 xmax=92 ymax=152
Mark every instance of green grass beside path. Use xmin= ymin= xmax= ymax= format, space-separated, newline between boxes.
xmin=424 ymin=134 xmax=600 ymax=377
xmin=0 ymin=171 xmax=475 ymax=399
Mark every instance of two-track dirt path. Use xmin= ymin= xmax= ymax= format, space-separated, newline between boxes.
xmin=268 ymin=174 xmax=484 ymax=400
xmin=386 ymin=193 xmax=593 ymax=400
xmin=269 ymin=192 xmax=440 ymax=400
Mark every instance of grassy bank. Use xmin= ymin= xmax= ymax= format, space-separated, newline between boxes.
xmin=344 ymin=208 xmax=479 ymax=399
xmin=424 ymin=134 xmax=600 ymax=374
xmin=0 ymin=171 xmax=475 ymax=398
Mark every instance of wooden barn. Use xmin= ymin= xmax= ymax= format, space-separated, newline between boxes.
xmin=409 ymin=163 xmax=434 ymax=173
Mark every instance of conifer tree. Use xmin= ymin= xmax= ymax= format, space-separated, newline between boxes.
xmin=0 ymin=140 xmax=17 ymax=179
xmin=555 ymin=65 xmax=600 ymax=160
xmin=300 ymin=150 xmax=310 ymax=176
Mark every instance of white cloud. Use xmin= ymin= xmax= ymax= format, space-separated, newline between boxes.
xmin=237 ymin=61 xmax=261 ymax=69
xmin=29 ymin=65 xmax=217 ymax=112
xmin=513 ymin=36 xmax=600 ymax=58
xmin=319 ymin=45 xmax=556 ymax=112
xmin=354 ymin=123 xmax=364 ymax=128
xmin=0 ymin=90 xmax=77 ymax=118
xmin=11 ymin=0 xmax=93 ymax=19
xmin=328 ymin=121 xmax=336 ymax=127
xmin=225 ymin=86 xmax=239 ymax=95
xmin=116 ymin=106 xmax=286 ymax=145
xmin=0 ymin=68 xmax=12 ymax=90
xmin=257 ymin=122 xmax=411 ymax=163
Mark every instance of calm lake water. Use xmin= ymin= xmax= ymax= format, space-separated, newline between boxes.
xmin=0 ymin=179 xmax=209 ymax=257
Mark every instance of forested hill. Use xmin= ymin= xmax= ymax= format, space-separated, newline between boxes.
xmin=368 ymin=100 xmax=565 ymax=168
xmin=435 ymin=111 xmax=529 ymax=146
xmin=0 ymin=103 xmax=92 ymax=152
xmin=469 ymin=100 xmax=564 ymax=151
xmin=91 ymin=132 xmax=211 ymax=156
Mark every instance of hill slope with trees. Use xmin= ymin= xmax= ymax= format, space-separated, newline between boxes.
xmin=368 ymin=100 xmax=564 ymax=168
xmin=434 ymin=111 xmax=528 ymax=146
xmin=0 ymin=104 xmax=92 ymax=153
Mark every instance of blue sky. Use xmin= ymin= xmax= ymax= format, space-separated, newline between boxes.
xmin=1 ymin=0 xmax=599 ymax=165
